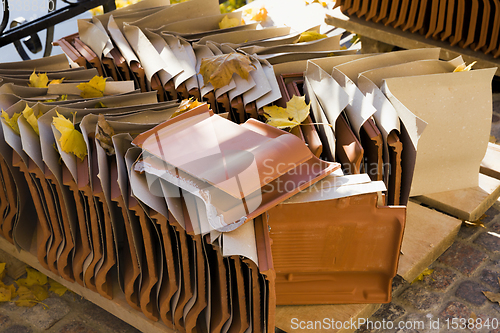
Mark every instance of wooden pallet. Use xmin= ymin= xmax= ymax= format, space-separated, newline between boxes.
xmin=0 ymin=236 xmax=174 ymax=333
xmin=324 ymin=8 xmax=500 ymax=76
xmin=2 ymin=143 xmax=499 ymax=333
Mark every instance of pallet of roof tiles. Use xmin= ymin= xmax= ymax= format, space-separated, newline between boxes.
xmin=65 ymin=0 xmax=360 ymax=119
xmin=333 ymin=0 xmax=500 ymax=59
xmin=325 ymin=8 xmax=500 ymax=76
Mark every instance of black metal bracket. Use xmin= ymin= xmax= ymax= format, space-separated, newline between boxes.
xmin=0 ymin=0 xmax=115 ymax=49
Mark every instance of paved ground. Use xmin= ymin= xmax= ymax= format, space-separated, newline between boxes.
xmin=0 ymin=95 xmax=499 ymax=333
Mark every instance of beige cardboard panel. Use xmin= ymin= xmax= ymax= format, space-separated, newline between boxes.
xmin=107 ymin=15 xmax=140 ymax=66
xmin=255 ymin=60 xmax=282 ymax=110
xmin=160 ymin=12 xmax=241 ymax=35
xmin=17 ymin=105 xmax=44 ymax=170
xmin=128 ymin=0 xmax=220 ymax=31
xmin=112 ymin=8 xmax=166 ymax=31
xmin=333 ymin=48 xmax=441 ymax=83
xmin=193 ymin=44 xmax=215 ymax=98
xmin=222 ymin=220 xmax=259 ymax=267
xmin=159 ymin=179 xmax=185 ymax=230
xmin=0 ymin=119 xmax=38 ymax=252
xmin=0 ymin=83 xmax=48 ymax=98
xmin=196 ymin=27 xmax=291 ymax=46
xmin=357 ymin=76 xmax=400 ymax=140
xmin=123 ymin=24 xmax=168 ymax=82
xmin=17 ymin=108 xmax=78 ymax=258
xmin=260 ymin=49 xmax=356 ymax=65
xmin=0 ymin=54 xmax=70 ymax=70
xmin=47 ymin=81 xmax=135 ymax=96
xmin=55 ymin=91 xmax=158 ymax=109
xmin=129 ymin=157 xmax=170 ymax=219
xmin=93 ymin=0 xmax=171 ymax=27
xmin=92 ymin=18 xmax=116 ymax=58
xmin=242 ymin=58 xmax=272 ymax=106
xmin=303 ymin=76 xmax=336 ymax=161
xmin=239 ymin=34 xmax=341 ymax=55
xmin=2 ymin=102 xmax=31 ymax=164
xmin=331 ymin=68 xmax=377 ymax=137
xmin=357 ymin=58 xmax=463 ymax=139
xmin=360 ymin=58 xmax=462 ymax=88
xmin=383 ymin=68 xmax=496 ymax=196
xmin=96 ymin=7 xmax=166 ymax=31
xmin=272 ymin=53 xmax=368 ymax=76
xmin=1 ymin=68 xmax=98 ymax=81
xmin=78 ymin=19 xmax=112 ymax=59
xmin=162 ymin=34 xmax=197 ymax=89
xmin=111 ymin=134 xmax=145 ymax=286
xmin=183 ymin=23 xmax=260 ymax=42
xmin=143 ymin=30 xmax=183 ymax=84
xmin=305 ymin=61 xmax=350 ymax=132
xmin=105 ymin=107 xmax=178 ymax=124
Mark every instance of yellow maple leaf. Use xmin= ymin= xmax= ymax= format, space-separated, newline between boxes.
xmin=264 ymin=95 xmax=310 ymax=130
xmin=200 ymin=52 xmax=256 ymax=90
xmin=411 ymin=268 xmax=434 ymax=284
xmin=298 ymin=31 xmax=327 ymax=43
xmin=76 ymin=75 xmax=106 ymax=98
xmin=0 ymin=282 xmax=16 ymax=302
xmin=49 ymin=78 xmax=64 ymax=85
xmin=219 ymin=15 xmax=240 ymax=29
xmin=170 ymin=98 xmax=204 ymax=119
xmin=16 ymin=267 xmax=48 ymax=287
xmin=0 ymin=263 xmax=5 ymax=281
xmin=29 ymin=70 xmax=49 ymax=88
xmin=49 ymin=279 xmax=67 ymax=296
xmin=1 ymin=110 xmax=21 ymax=135
xmin=52 ymin=112 xmax=88 ymax=161
xmin=454 ymin=61 xmax=477 ymax=72
xmin=15 ymin=285 xmax=48 ymax=308
xmin=22 ymin=104 xmax=42 ymax=135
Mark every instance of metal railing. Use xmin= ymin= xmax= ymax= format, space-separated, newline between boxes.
xmin=0 ymin=0 xmax=116 ymax=59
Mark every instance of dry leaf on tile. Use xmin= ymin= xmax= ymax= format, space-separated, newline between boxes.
xmin=264 ymin=95 xmax=310 ymax=130
xmin=298 ymin=31 xmax=327 ymax=43
xmin=200 ymin=52 xmax=256 ymax=90
xmin=219 ymin=15 xmax=240 ymax=29
xmin=170 ymin=98 xmax=204 ymax=119
xmin=77 ymin=75 xmax=106 ymax=98
xmin=49 ymin=279 xmax=67 ymax=296
xmin=96 ymin=114 xmax=116 ymax=156
xmin=52 ymin=111 xmax=88 ymax=160
xmin=454 ymin=61 xmax=477 ymax=72
xmin=1 ymin=110 xmax=21 ymax=135
xmin=411 ymin=268 xmax=434 ymax=284
xmin=483 ymin=291 xmax=500 ymax=305
xmin=28 ymin=71 xmax=49 ymax=88
xmin=22 ymin=104 xmax=43 ymax=135
xmin=16 ymin=267 xmax=48 ymax=287
xmin=49 ymin=78 xmax=64 ymax=85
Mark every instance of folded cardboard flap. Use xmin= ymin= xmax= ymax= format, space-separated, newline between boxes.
xmin=383 ymin=68 xmax=496 ymax=196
